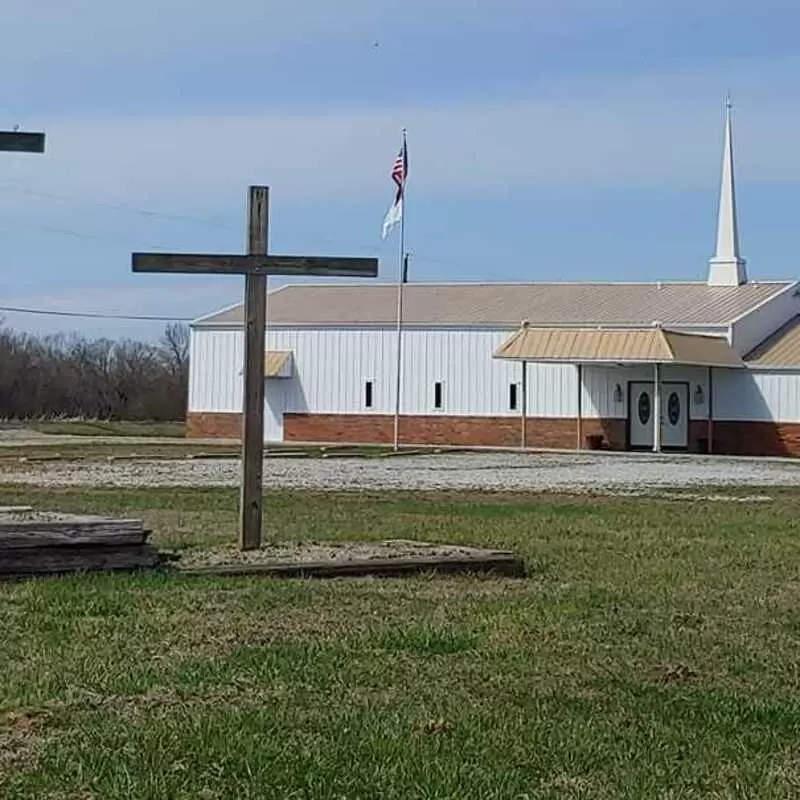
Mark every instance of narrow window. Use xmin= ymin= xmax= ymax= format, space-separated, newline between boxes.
xmin=434 ymin=382 xmax=443 ymax=410
xmin=509 ymin=383 xmax=518 ymax=411
xmin=364 ymin=381 xmax=374 ymax=409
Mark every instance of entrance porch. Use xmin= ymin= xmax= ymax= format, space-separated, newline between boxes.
xmin=494 ymin=325 xmax=744 ymax=453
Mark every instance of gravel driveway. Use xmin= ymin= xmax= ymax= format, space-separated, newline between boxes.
xmin=2 ymin=452 xmax=800 ymax=493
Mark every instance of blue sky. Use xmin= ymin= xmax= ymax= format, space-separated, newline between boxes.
xmin=1 ymin=0 xmax=799 ymax=337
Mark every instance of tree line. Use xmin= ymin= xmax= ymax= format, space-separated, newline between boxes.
xmin=0 ymin=323 xmax=189 ymax=421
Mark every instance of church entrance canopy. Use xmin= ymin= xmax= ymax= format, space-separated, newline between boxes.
xmin=494 ymin=325 xmax=743 ymax=368
xmin=494 ymin=325 xmax=743 ymax=453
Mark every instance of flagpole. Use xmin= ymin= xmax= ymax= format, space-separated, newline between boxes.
xmin=392 ymin=129 xmax=407 ymax=452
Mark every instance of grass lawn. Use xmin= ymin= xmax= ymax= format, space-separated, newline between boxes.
xmin=0 ymin=440 xmax=400 ymax=463
xmin=1 ymin=485 xmax=800 ymax=798
xmin=28 ymin=420 xmax=187 ymax=438
xmin=0 ymin=441 xmax=240 ymax=463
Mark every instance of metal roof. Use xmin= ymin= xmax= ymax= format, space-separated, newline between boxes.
xmin=195 ymin=281 xmax=794 ymax=328
xmin=494 ymin=326 xmax=744 ymax=368
xmin=745 ymin=316 xmax=800 ymax=368
xmin=665 ymin=330 xmax=743 ymax=367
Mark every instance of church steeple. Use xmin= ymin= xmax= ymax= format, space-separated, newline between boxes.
xmin=708 ymin=96 xmax=748 ymax=286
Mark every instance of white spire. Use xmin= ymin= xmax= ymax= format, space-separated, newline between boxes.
xmin=708 ymin=95 xmax=747 ymax=286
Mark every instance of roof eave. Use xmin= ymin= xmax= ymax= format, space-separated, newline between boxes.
xmin=494 ymin=356 xmax=743 ymax=368
xmin=727 ymin=280 xmax=800 ymax=326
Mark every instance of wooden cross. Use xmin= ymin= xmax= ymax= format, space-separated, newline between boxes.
xmin=132 ymin=186 xmax=379 ymax=551
xmin=0 ymin=130 xmax=46 ymax=153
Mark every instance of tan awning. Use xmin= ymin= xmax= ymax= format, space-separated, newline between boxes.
xmin=494 ymin=326 xmax=743 ymax=368
xmin=264 ymin=350 xmax=293 ymax=378
xmin=745 ymin=316 xmax=800 ymax=368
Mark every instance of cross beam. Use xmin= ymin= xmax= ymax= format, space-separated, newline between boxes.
xmin=132 ymin=186 xmax=379 ymax=551
xmin=133 ymin=253 xmax=378 ymax=277
xmin=0 ymin=131 xmax=46 ymax=153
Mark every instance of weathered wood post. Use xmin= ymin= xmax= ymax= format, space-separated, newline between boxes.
xmin=132 ymin=186 xmax=379 ymax=550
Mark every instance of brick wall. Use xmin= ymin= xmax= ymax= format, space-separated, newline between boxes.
xmin=284 ymin=413 xmax=617 ymax=450
xmin=711 ymin=421 xmax=800 ymax=457
xmin=581 ymin=418 xmax=627 ymax=450
xmin=285 ymin=413 xmax=527 ymax=447
xmin=186 ymin=412 xmax=242 ymax=439
xmin=186 ymin=411 xmax=800 ymax=457
xmin=690 ymin=420 xmax=711 ymax=453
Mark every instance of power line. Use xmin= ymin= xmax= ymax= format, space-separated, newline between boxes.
xmin=0 ymin=180 xmax=236 ymax=229
xmin=1 ymin=179 xmax=470 ymax=270
xmin=0 ymin=220 xmax=175 ymax=250
xmin=0 ymin=184 xmax=473 ymax=310
xmin=0 ymin=181 xmax=446 ymax=264
xmin=0 ymin=306 xmax=192 ymax=322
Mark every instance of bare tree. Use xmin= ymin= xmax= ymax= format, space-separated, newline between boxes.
xmin=160 ymin=324 xmax=189 ymax=382
xmin=0 ymin=322 xmax=191 ymax=421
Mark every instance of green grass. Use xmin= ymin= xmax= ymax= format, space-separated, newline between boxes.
xmin=1 ymin=485 xmax=800 ymax=798
xmin=0 ymin=442 xmax=240 ymax=463
xmin=0 ymin=437 xmax=409 ymax=463
xmin=27 ymin=420 xmax=187 ymax=438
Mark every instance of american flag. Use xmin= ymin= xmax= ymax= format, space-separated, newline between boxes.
xmin=382 ymin=137 xmax=408 ymax=240
xmin=391 ymin=140 xmax=408 ymax=202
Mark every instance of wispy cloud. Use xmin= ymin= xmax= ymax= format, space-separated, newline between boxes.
xmin=2 ymin=0 xmax=800 ymax=328
xmin=5 ymin=0 xmax=771 ymax=119
xmin=4 ymin=60 xmax=800 ymax=219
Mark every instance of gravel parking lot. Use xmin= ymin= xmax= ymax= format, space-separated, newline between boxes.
xmin=2 ymin=451 xmax=800 ymax=493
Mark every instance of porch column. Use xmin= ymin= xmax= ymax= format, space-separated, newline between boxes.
xmin=653 ymin=362 xmax=662 ymax=453
xmin=520 ymin=360 xmax=527 ymax=450
xmin=707 ymin=366 xmax=714 ymax=454
xmin=576 ymin=364 xmax=583 ymax=450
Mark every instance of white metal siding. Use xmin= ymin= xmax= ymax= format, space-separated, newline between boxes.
xmin=189 ymin=326 xmax=800 ymax=424
xmin=191 ymin=326 xmax=531 ymax=417
xmin=526 ymin=364 xmax=578 ymax=417
xmin=269 ymin=327 xmax=526 ymax=417
xmin=582 ymin=365 xmax=712 ymax=420
xmin=713 ymin=369 xmax=800 ymax=422
xmin=188 ymin=328 xmax=243 ymax=412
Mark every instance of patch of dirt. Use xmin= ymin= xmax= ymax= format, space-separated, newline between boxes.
xmin=55 ymin=685 xmax=291 ymax=721
xmin=614 ymin=491 xmax=774 ymax=503
xmin=421 ymin=716 xmax=453 ymax=736
xmin=0 ymin=708 xmax=52 ymax=778
xmin=539 ymin=773 xmax=607 ymax=796
xmin=772 ymin=745 xmax=800 ymax=791
xmin=178 ymin=539 xmax=495 ymax=569
xmin=1 ymin=709 xmax=49 ymax=734
xmin=657 ymin=663 xmax=699 ymax=684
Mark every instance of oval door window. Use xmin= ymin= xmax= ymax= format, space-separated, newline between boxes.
xmin=637 ymin=392 xmax=651 ymax=425
xmin=667 ymin=392 xmax=681 ymax=425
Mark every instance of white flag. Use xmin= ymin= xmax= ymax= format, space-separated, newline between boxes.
xmin=381 ymin=139 xmax=407 ymax=239
xmin=382 ymin=196 xmax=403 ymax=240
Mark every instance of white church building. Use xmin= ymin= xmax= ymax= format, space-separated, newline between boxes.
xmin=187 ymin=107 xmax=800 ymax=457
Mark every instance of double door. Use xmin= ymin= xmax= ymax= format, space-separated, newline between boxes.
xmin=629 ymin=382 xmax=689 ymax=450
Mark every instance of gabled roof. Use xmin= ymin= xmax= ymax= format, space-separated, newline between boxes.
xmin=745 ymin=316 xmax=800 ymax=368
xmin=193 ymin=281 xmax=795 ymax=329
xmin=495 ymin=326 xmax=743 ymax=368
